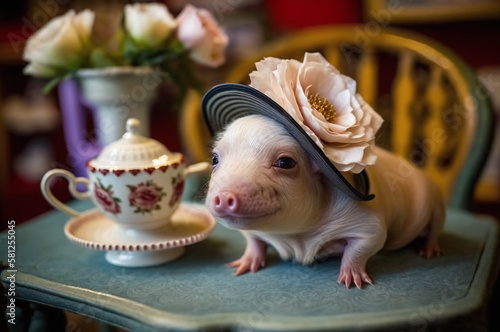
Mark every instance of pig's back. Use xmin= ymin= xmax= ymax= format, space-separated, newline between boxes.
xmin=364 ymin=147 xmax=445 ymax=250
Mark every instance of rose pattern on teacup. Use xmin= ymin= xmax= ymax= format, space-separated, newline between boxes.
xmin=94 ymin=179 xmax=122 ymax=215
xmin=169 ymin=176 xmax=185 ymax=208
xmin=127 ymin=180 xmax=166 ymax=214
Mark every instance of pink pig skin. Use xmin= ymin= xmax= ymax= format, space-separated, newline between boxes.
xmin=207 ymin=115 xmax=445 ymax=289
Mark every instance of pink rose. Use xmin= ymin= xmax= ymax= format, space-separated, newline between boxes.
xmin=176 ymin=4 xmax=228 ymax=68
xmin=249 ymin=52 xmax=384 ymax=173
xmin=94 ymin=185 xmax=121 ymax=214
xmin=128 ymin=183 xmax=160 ymax=211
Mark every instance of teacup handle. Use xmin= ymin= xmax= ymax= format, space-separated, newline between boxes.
xmin=184 ymin=162 xmax=210 ymax=176
xmin=41 ymin=169 xmax=90 ymax=217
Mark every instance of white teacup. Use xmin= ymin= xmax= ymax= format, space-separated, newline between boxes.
xmin=41 ymin=118 xmax=209 ymax=230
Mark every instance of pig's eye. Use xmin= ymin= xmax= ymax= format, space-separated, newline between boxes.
xmin=273 ymin=157 xmax=296 ymax=169
xmin=212 ymin=153 xmax=219 ymax=167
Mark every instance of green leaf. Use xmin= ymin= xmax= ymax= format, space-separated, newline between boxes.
xmin=165 ymin=38 xmax=185 ymax=53
xmin=90 ymin=49 xmax=125 ymax=68
xmin=117 ymin=26 xmax=208 ymax=105
xmin=122 ymin=34 xmax=142 ymax=65
xmin=143 ymin=52 xmax=178 ymax=67
xmin=42 ymin=77 xmax=63 ymax=94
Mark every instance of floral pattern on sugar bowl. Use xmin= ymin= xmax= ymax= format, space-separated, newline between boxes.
xmin=40 ymin=118 xmax=210 ymax=231
xmin=127 ymin=180 xmax=166 ymax=214
xmin=169 ymin=175 xmax=185 ymax=208
xmin=94 ymin=179 xmax=122 ymax=215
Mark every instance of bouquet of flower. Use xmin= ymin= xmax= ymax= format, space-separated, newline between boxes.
xmin=22 ymin=2 xmax=229 ymax=94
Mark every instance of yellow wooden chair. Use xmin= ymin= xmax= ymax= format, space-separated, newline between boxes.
xmin=179 ymin=25 xmax=499 ymax=331
xmin=180 ymin=25 xmax=494 ymax=211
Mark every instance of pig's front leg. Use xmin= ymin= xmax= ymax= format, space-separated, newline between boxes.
xmin=337 ymin=235 xmax=385 ymax=289
xmin=227 ymin=232 xmax=267 ymax=275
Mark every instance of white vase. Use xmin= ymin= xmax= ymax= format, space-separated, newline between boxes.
xmin=76 ymin=66 xmax=159 ymax=146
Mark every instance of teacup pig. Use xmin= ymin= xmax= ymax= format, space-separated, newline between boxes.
xmin=206 ymin=114 xmax=444 ymax=288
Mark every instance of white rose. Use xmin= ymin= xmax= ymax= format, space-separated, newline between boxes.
xmin=250 ymin=52 xmax=384 ymax=173
xmin=176 ymin=4 xmax=228 ymax=68
xmin=124 ymin=3 xmax=176 ymax=49
xmin=23 ymin=10 xmax=94 ymax=78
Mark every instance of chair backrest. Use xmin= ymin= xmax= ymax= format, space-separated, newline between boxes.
xmin=180 ymin=25 xmax=494 ymax=210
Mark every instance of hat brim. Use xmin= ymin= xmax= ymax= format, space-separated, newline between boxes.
xmin=202 ymin=83 xmax=374 ymax=201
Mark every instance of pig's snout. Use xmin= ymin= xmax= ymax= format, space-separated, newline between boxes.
xmin=207 ymin=180 xmax=281 ymax=223
xmin=213 ymin=191 xmax=240 ymax=214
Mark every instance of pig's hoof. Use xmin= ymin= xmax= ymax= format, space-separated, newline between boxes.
xmin=226 ymin=256 xmax=266 ymax=276
xmin=418 ymin=244 xmax=443 ymax=259
xmin=338 ymin=266 xmax=373 ymax=289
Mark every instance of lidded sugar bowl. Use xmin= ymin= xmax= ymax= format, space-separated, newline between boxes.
xmin=41 ymin=118 xmax=209 ymax=230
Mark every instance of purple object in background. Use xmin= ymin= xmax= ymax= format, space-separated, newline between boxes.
xmin=58 ymin=79 xmax=101 ymax=177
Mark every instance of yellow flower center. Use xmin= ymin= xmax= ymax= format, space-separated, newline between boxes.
xmin=308 ymin=93 xmax=336 ymax=122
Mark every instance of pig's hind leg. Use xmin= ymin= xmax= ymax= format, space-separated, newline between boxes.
xmin=418 ymin=207 xmax=445 ymax=258
xmin=227 ymin=232 xmax=267 ymax=275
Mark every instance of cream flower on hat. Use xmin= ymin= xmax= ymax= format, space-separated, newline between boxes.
xmin=250 ymin=52 xmax=383 ymax=173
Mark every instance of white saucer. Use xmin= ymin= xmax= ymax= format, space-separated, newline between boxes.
xmin=64 ymin=203 xmax=216 ymax=267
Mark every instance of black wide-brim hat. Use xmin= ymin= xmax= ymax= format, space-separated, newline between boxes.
xmin=202 ymin=83 xmax=374 ymax=201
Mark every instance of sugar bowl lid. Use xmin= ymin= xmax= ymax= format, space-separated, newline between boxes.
xmin=89 ymin=118 xmax=182 ymax=169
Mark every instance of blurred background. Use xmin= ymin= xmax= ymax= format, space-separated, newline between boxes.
xmin=0 ymin=0 xmax=499 ymax=229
